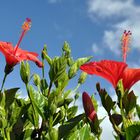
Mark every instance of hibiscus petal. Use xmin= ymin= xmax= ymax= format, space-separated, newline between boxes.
xmin=15 ymin=48 xmax=43 ymax=67
xmin=123 ymin=68 xmax=140 ymax=90
xmin=80 ymin=60 xmax=127 ymax=88
xmin=0 ymin=42 xmax=14 ymax=56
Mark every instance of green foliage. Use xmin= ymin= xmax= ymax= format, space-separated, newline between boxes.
xmin=0 ymin=42 xmax=96 ymax=140
xmin=58 ymin=114 xmax=85 ymax=139
xmin=68 ymin=56 xmax=92 ymax=79
xmin=98 ymin=87 xmax=115 ymax=113
xmin=122 ymin=90 xmax=137 ymax=114
xmin=126 ymin=122 xmax=140 ymax=140
xmin=136 ymin=105 xmax=140 ymax=119
xmin=1 ymin=41 xmax=140 ymax=140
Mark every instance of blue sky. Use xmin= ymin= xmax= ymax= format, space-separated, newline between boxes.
xmin=1 ymin=0 xmax=140 ymax=139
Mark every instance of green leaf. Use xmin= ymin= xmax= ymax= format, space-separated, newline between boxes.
xmin=64 ymin=98 xmax=73 ymax=106
xmin=27 ymin=86 xmax=39 ymax=127
xmin=58 ymin=113 xmax=85 ymax=139
xmin=68 ymin=124 xmax=96 ymax=140
xmin=56 ymin=96 xmax=64 ymax=107
xmin=64 ymin=90 xmax=71 ymax=98
xmin=23 ymin=129 xmax=33 ymax=140
xmin=68 ymin=129 xmax=79 ymax=140
xmin=76 ymin=56 xmax=93 ymax=68
xmin=49 ymin=128 xmax=58 ymax=140
xmin=4 ymin=88 xmax=19 ymax=109
xmin=67 ymin=106 xmax=78 ymax=119
xmin=11 ymin=103 xmax=31 ymax=137
xmin=42 ymin=50 xmax=52 ymax=66
xmin=28 ymin=86 xmax=46 ymax=120
xmin=40 ymin=78 xmax=48 ymax=91
xmin=68 ymin=56 xmax=92 ymax=79
xmin=32 ymin=89 xmax=48 ymax=113
xmin=126 ymin=122 xmax=140 ymax=140
xmin=49 ymin=56 xmax=67 ymax=82
xmin=136 ymin=105 xmax=140 ymax=119
xmin=79 ymin=124 xmax=91 ymax=140
xmin=98 ymin=89 xmax=115 ymax=113
xmin=91 ymin=94 xmax=98 ymax=112
xmin=53 ymin=108 xmax=65 ymax=125
xmin=123 ymin=91 xmax=136 ymax=114
xmin=54 ymin=71 xmax=69 ymax=90
xmin=111 ymin=114 xmax=122 ymax=126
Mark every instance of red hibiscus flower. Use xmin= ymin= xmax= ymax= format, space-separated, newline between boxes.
xmin=80 ymin=31 xmax=140 ymax=91
xmin=80 ymin=60 xmax=127 ymax=89
xmin=80 ymin=60 xmax=140 ymax=91
xmin=0 ymin=18 xmax=43 ymax=69
xmin=82 ymin=92 xmax=97 ymax=122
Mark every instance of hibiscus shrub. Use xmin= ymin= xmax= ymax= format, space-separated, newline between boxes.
xmin=0 ymin=19 xmax=140 ymax=140
xmin=0 ymin=41 xmax=101 ymax=140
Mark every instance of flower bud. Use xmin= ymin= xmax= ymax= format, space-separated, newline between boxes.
xmin=33 ymin=74 xmax=41 ymax=86
xmin=41 ymin=44 xmax=47 ymax=60
xmin=82 ymin=92 xmax=97 ymax=122
xmin=82 ymin=92 xmax=101 ymax=135
xmin=20 ymin=61 xmax=30 ymax=84
xmin=78 ymin=72 xmax=87 ymax=84
xmin=96 ymin=83 xmax=101 ymax=92
xmin=68 ymin=63 xmax=78 ymax=79
xmin=62 ymin=41 xmax=71 ymax=57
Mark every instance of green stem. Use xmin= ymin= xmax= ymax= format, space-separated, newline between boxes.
xmin=74 ymin=83 xmax=80 ymax=92
xmin=52 ymin=112 xmax=60 ymax=125
xmin=25 ymin=84 xmax=38 ymax=129
xmin=6 ymin=131 xmax=10 ymax=140
xmin=49 ymin=116 xmax=53 ymax=129
xmin=48 ymin=81 xmax=52 ymax=97
xmin=120 ymin=97 xmax=127 ymax=128
xmin=4 ymin=128 xmax=10 ymax=140
xmin=42 ymin=59 xmax=45 ymax=79
xmin=0 ymin=73 xmax=7 ymax=92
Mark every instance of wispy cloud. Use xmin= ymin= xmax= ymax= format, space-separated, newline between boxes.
xmin=88 ymin=0 xmax=140 ymax=55
xmin=92 ymin=43 xmax=103 ymax=54
xmin=88 ymin=0 xmax=137 ymax=19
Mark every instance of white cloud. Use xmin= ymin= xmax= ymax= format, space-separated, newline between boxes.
xmin=88 ymin=0 xmax=140 ymax=54
xmin=103 ymin=30 xmax=121 ymax=55
xmin=88 ymin=0 xmax=137 ymax=19
xmin=92 ymin=43 xmax=103 ymax=54
xmin=97 ymin=105 xmax=114 ymax=140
